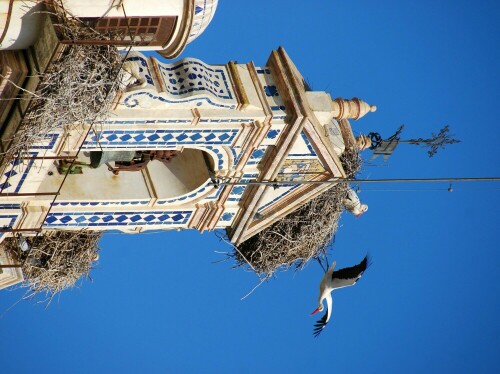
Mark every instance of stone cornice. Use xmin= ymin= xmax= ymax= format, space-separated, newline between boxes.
xmin=229 ymin=47 xmax=311 ymax=244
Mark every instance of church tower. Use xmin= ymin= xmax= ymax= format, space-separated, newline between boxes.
xmin=0 ymin=47 xmax=375 ymax=246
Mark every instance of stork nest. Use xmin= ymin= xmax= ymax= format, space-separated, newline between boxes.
xmin=2 ymin=230 xmax=102 ymax=304
xmin=1 ymin=1 xmax=124 ymax=166
xmin=231 ymin=149 xmax=362 ymax=278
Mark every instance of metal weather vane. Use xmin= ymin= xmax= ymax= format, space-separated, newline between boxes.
xmin=368 ymin=125 xmax=460 ymax=161
xmin=399 ymin=125 xmax=460 ymax=158
xmin=368 ymin=125 xmax=404 ymax=161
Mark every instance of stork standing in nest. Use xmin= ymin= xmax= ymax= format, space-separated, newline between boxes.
xmin=343 ymin=186 xmax=368 ymax=217
xmin=311 ymin=255 xmax=370 ymax=337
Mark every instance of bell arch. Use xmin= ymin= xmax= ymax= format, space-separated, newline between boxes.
xmin=36 ymin=148 xmax=215 ymax=204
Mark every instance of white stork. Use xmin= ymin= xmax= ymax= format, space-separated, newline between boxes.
xmin=343 ymin=187 xmax=368 ymax=217
xmin=311 ymin=255 xmax=370 ymax=337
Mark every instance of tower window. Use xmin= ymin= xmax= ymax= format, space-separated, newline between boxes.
xmin=81 ymin=16 xmax=177 ymax=47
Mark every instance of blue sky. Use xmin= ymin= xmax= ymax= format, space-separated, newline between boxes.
xmin=1 ymin=1 xmax=499 ymax=373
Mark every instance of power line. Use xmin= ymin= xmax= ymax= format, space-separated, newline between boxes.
xmin=210 ymin=176 xmax=500 ymax=188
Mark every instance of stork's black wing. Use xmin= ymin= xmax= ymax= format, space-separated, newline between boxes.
xmin=331 ymin=255 xmax=370 ymax=289
xmin=313 ymin=312 xmax=328 ymax=338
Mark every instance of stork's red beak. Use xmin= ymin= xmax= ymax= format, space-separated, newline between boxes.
xmin=355 ymin=213 xmax=363 ymax=219
xmin=311 ymin=307 xmax=321 ymax=316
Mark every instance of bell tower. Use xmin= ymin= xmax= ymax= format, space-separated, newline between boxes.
xmin=0 ymin=47 xmax=375 ymax=245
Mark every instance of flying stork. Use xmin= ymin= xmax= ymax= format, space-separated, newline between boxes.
xmin=311 ymin=255 xmax=370 ymax=337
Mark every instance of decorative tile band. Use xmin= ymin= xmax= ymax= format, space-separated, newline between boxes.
xmin=44 ymin=211 xmax=192 ymax=227
xmin=301 ymin=131 xmax=315 ymax=155
xmin=0 ymin=155 xmax=36 ymax=193
xmin=0 ymin=204 xmax=21 ymax=209
xmin=100 ymin=119 xmax=192 ymax=125
xmin=32 ymin=134 xmax=59 ymax=150
xmin=157 ymin=179 xmax=216 ymax=205
xmin=204 ymin=146 xmax=225 ymax=170
xmin=122 ymin=55 xmax=236 ymax=109
xmin=227 ymin=173 xmax=258 ymax=202
xmin=257 ymin=184 xmax=301 ymax=212
xmin=124 ymin=55 xmax=154 ymax=85
xmin=52 ymin=201 xmax=150 ymax=207
xmin=157 ymin=58 xmax=233 ymax=100
xmin=199 ymin=118 xmax=254 ymax=123
xmin=96 ymin=118 xmax=253 ymax=125
xmin=82 ymin=129 xmax=239 ymax=149
xmin=123 ymin=91 xmax=237 ymax=109
xmin=230 ymin=148 xmax=244 ymax=165
xmin=227 ymin=184 xmax=246 ymax=202
xmin=0 ymin=215 xmax=19 ymax=238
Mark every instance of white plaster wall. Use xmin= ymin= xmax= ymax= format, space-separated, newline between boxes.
xmin=306 ymin=91 xmax=335 ymax=124
xmin=147 ymin=149 xmax=210 ymax=200
xmin=63 ymin=0 xmax=184 ymax=18
xmin=235 ymin=65 xmax=267 ymax=110
xmin=324 ymin=119 xmax=345 ymax=156
xmin=0 ymin=1 xmax=9 ymax=31
xmin=290 ymin=132 xmax=314 ymax=155
xmin=36 ymin=160 xmax=151 ymax=202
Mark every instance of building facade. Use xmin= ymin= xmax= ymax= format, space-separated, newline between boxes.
xmin=0 ymin=2 xmax=375 ymax=289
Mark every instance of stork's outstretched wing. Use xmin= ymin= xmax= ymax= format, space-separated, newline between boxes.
xmin=313 ymin=311 xmax=328 ymax=338
xmin=312 ymin=293 xmax=332 ymax=337
xmin=331 ymin=255 xmax=370 ymax=289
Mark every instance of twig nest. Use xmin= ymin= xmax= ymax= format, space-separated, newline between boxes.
xmin=232 ymin=149 xmax=362 ymax=277
xmin=1 ymin=3 xmax=124 ymax=167
xmin=2 ymin=230 xmax=102 ymax=304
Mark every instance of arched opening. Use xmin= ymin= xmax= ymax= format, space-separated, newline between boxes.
xmin=38 ymin=149 xmax=213 ymax=203
xmin=145 ymin=149 xmax=213 ymax=200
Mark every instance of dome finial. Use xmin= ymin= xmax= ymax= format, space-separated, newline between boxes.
xmin=331 ymin=98 xmax=377 ymax=120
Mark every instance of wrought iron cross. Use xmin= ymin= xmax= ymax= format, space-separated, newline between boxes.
xmin=368 ymin=125 xmax=460 ymax=160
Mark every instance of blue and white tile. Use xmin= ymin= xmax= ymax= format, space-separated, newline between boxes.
xmin=0 ymin=155 xmax=37 ymax=193
xmin=44 ymin=211 xmax=192 ymax=227
xmin=0 ymin=214 xmax=19 ymax=239
xmin=82 ymin=129 xmax=239 ymax=149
